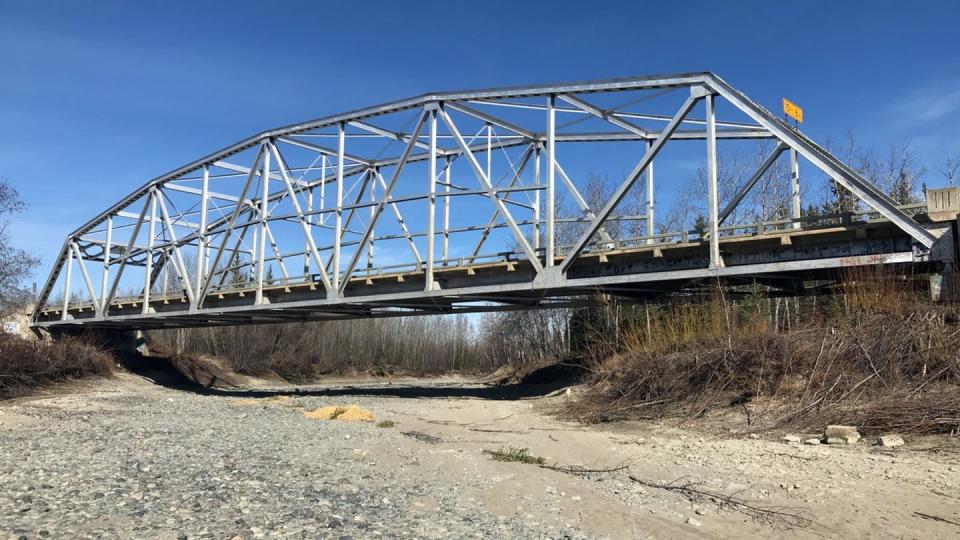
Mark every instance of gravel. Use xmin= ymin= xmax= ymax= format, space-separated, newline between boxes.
xmin=0 ymin=387 xmax=582 ymax=539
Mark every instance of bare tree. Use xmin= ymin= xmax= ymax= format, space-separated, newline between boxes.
xmin=0 ymin=180 xmax=39 ymax=314
xmin=940 ymin=152 xmax=959 ymax=186
xmin=663 ymin=141 xmax=791 ymax=234
xmin=882 ymin=144 xmax=924 ymax=205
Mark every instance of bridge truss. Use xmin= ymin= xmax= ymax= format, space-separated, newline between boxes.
xmin=31 ymin=73 xmax=950 ymax=331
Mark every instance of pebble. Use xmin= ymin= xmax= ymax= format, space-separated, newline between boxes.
xmin=0 ymin=389 xmax=565 ymax=538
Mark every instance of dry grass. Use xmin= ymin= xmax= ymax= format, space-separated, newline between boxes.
xmin=0 ymin=335 xmax=114 ymax=397
xmin=568 ymin=271 xmax=960 ymax=436
xmin=483 ymin=447 xmax=546 ymax=465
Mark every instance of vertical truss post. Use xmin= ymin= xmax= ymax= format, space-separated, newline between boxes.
xmin=100 ymin=216 xmax=112 ymax=310
xmin=250 ymin=222 xmax=258 ymax=283
xmin=486 ymin=124 xmax=492 ymax=186
xmin=442 ymin=156 xmax=450 ymax=264
xmin=143 ymin=193 xmax=157 ymax=314
xmin=646 ymin=140 xmax=655 ymax=244
xmin=790 ymin=148 xmax=801 ymax=229
xmin=367 ymin=169 xmax=376 ymax=269
xmin=255 ymin=144 xmax=271 ymax=304
xmin=334 ymin=122 xmax=344 ymax=292
xmin=161 ymin=259 xmax=168 ymax=297
xmin=426 ymin=108 xmax=438 ymax=290
xmin=706 ymin=92 xmax=722 ymax=269
xmin=196 ymin=165 xmax=209 ymax=303
xmin=533 ymin=146 xmax=541 ymax=250
xmin=320 ymin=155 xmax=327 ymax=226
xmin=545 ymin=95 xmax=556 ymax=265
xmin=61 ymin=247 xmax=73 ymax=320
xmin=304 ymin=171 xmax=313 ymax=277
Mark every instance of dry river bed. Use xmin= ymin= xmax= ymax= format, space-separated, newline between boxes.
xmin=1 ymin=373 xmax=959 ymax=539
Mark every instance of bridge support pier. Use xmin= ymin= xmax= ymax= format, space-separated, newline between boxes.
xmin=929 ymin=267 xmax=955 ymax=302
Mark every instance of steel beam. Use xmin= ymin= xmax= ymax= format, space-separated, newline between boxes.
xmin=706 ymin=93 xmax=721 ymax=269
xmin=426 ymin=109 xmax=438 ymax=291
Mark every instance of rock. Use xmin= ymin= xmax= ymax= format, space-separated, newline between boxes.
xmin=804 ymin=438 xmax=821 ymax=445
xmin=747 ymin=433 xmax=760 ymax=439
xmin=823 ymin=425 xmax=860 ymax=444
xmin=877 ymin=434 xmax=904 ymax=447
xmin=782 ymin=435 xmax=801 ymax=444
xmin=686 ymin=517 xmax=703 ymax=527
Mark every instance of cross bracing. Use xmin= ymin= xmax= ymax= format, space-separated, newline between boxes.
xmin=30 ymin=72 xmax=951 ymax=331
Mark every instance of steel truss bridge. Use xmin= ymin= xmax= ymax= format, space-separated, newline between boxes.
xmin=30 ymin=73 xmax=956 ymax=332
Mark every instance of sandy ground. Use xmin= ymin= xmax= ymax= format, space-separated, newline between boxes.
xmin=2 ymin=373 xmax=959 ymax=539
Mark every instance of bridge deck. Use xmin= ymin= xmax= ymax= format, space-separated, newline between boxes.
xmin=34 ymin=218 xmax=945 ymax=330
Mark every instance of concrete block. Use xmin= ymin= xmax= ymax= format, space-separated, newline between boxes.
xmin=824 ymin=425 xmax=860 ymax=444
xmin=877 ymin=434 xmax=904 ymax=447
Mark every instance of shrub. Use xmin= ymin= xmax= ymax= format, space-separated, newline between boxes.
xmin=0 ymin=335 xmax=114 ymax=397
xmin=568 ymin=276 xmax=960 ymax=436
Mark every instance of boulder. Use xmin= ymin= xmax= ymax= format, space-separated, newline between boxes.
xmin=803 ymin=438 xmax=821 ymax=445
xmin=782 ymin=435 xmax=801 ymax=444
xmin=823 ymin=425 xmax=860 ymax=444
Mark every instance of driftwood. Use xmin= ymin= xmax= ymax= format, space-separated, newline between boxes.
xmin=629 ymin=475 xmax=814 ymax=530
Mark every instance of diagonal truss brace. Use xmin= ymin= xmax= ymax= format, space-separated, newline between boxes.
xmin=197 ymin=145 xmax=265 ymax=306
xmin=373 ymin=171 xmax=423 ymax=266
xmin=705 ymin=75 xmax=935 ymax=248
xmin=339 ymin=111 xmax=428 ymax=293
xmin=718 ymin=142 xmax=788 ymax=226
xmin=153 ymin=189 xmax=196 ymax=305
xmin=439 ymin=106 xmax=544 ymax=273
xmin=469 ymin=144 xmax=535 ymax=260
xmin=269 ymin=142 xmax=335 ymax=295
xmin=557 ymin=94 xmax=649 ymax=138
xmin=560 ymin=90 xmax=703 ymax=271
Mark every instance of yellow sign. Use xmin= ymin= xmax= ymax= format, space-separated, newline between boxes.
xmin=782 ymin=98 xmax=803 ymax=123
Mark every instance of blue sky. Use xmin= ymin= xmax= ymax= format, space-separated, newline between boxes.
xmin=2 ymin=0 xmax=959 ymax=285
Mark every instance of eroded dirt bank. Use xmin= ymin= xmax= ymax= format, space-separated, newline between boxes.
xmin=1 ymin=374 xmax=958 ymax=539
